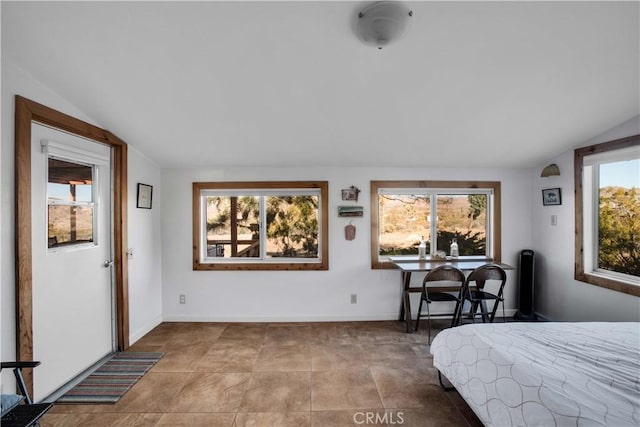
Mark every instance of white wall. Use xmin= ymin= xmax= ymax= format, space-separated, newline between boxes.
xmin=0 ymin=59 xmax=162 ymax=393
xmin=127 ymin=148 xmax=163 ymax=343
xmin=532 ymin=116 xmax=640 ymax=321
xmin=161 ymin=166 xmax=533 ymax=322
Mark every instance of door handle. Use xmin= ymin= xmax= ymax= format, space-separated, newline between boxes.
xmin=104 ymin=260 xmax=114 ymax=268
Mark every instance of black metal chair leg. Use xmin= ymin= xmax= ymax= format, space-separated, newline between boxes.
xmin=415 ymin=296 xmax=424 ymax=332
xmin=450 ymin=300 xmax=461 ymax=327
xmin=426 ymin=303 xmax=432 ymax=344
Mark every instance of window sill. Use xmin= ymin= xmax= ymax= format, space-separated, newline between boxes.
xmin=576 ymin=271 xmax=640 ymax=297
xmin=193 ymin=260 xmax=328 ymax=271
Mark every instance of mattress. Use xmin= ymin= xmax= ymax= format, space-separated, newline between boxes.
xmin=430 ymin=322 xmax=640 ymax=426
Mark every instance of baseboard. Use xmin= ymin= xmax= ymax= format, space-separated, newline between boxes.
xmin=162 ymin=313 xmax=400 ymax=323
xmin=162 ymin=309 xmax=518 ymax=323
xmin=129 ymin=314 xmax=163 ymax=344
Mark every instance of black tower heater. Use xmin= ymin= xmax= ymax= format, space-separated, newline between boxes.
xmin=515 ymin=249 xmax=537 ymax=321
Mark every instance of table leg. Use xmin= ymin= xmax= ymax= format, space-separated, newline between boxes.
xmin=476 ymin=280 xmax=489 ymax=322
xmin=398 ymin=271 xmax=413 ymax=333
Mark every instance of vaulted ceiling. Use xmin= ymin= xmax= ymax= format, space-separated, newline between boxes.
xmin=3 ymin=1 xmax=639 ymax=168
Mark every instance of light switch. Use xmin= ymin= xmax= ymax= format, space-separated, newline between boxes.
xmin=551 ymin=215 xmax=557 ymax=226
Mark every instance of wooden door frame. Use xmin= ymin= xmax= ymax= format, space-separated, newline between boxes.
xmin=14 ymin=95 xmax=129 ymax=394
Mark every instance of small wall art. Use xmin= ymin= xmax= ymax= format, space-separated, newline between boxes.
xmin=137 ymin=183 xmax=153 ymax=209
xmin=542 ymin=188 xmax=561 ymax=206
xmin=338 ymin=206 xmax=363 ymax=217
xmin=345 ymin=222 xmax=356 ymax=241
xmin=341 ymin=186 xmax=361 ymax=202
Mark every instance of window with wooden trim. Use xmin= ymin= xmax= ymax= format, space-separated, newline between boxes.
xmin=193 ymin=181 xmax=328 ymax=270
xmin=575 ymin=134 xmax=640 ymax=296
xmin=371 ymin=181 xmax=501 ymax=269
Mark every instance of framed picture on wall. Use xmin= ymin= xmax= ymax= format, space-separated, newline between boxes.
xmin=542 ymin=188 xmax=561 ymax=206
xmin=137 ymin=183 xmax=153 ymax=209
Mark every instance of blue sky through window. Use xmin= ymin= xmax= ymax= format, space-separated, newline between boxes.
xmin=599 ymin=159 xmax=639 ymax=189
xmin=47 ymin=183 xmax=92 ymax=202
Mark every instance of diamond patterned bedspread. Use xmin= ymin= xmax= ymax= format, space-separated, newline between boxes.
xmin=430 ymin=322 xmax=640 ymax=426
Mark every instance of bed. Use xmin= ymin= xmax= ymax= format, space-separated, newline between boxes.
xmin=430 ymin=322 xmax=640 ymax=426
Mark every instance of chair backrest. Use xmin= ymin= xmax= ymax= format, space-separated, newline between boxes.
xmin=465 ymin=263 xmax=507 ymax=293
xmin=423 ymin=265 xmax=466 ymax=286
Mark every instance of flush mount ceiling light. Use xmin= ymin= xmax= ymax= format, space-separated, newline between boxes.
xmin=355 ymin=1 xmax=413 ymax=49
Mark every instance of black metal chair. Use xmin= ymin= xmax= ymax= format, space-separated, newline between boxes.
xmin=457 ymin=263 xmax=507 ymax=324
xmin=1 ymin=361 xmax=53 ymax=427
xmin=415 ymin=265 xmax=466 ymax=343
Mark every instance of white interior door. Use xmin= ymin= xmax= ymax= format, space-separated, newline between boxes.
xmin=31 ymin=123 xmax=115 ymax=400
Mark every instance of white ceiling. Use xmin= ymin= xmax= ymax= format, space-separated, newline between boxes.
xmin=2 ymin=1 xmax=639 ymax=169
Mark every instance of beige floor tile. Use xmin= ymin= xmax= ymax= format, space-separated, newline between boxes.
xmin=310 ymin=344 xmax=367 ymax=371
xmin=311 ymin=369 xmax=382 ymax=411
xmin=234 ymin=411 xmax=311 ymax=427
xmin=361 ymin=343 xmax=421 ymax=362
xmin=239 ymin=371 xmax=310 ymax=413
xmin=311 ymin=409 xmax=401 ymax=427
xmin=309 ymin=323 xmax=359 ymax=345
xmin=264 ymin=325 xmax=311 ymax=346
xmin=165 ymin=328 xmax=224 ymax=347
xmin=212 ymin=337 xmax=265 ymax=350
xmin=98 ymin=372 xmax=190 ymax=413
xmin=151 ymin=348 xmax=207 ymax=373
xmin=395 ymin=407 xmax=470 ymax=427
xmin=370 ymin=367 xmax=452 ymax=409
xmin=155 ymin=412 xmax=236 ymax=426
xmin=254 ymin=344 xmax=310 ymax=371
xmin=219 ymin=325 xmax=267 ymax=341
xmin=361 ymin=342 xmax=435 ymax=370
xmin=133 ymin=331 xmax=173 ymax=347
xmin=196 ymin=346 xmax=259 ymax=372
xmin=53 ymin=412 xmax=162 ymax=427
xmin=47 ymin=321 xmax=480 ymax=426
xmin=168 ymin=372 xmax=251 ymax=412
xmin=39 ymin=413 xmax=90 ymax=427
xmin=49 ymin=403 xmax=108 ymax=414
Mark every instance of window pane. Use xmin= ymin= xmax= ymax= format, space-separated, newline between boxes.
xmin=597 ymin=159 xmax=640 ymax=276
xmin=48 ymin=159 xmax=93 ymax=203
xmin=436 ymin=194 xmax=486 ymax=256
xmin=378 ymin=194 xmax=431 ymax=256
xmin=47 ymin=158 xmax=94 ymax=249
xmin=266 ymin=195 xmax=319 ymax=258
xmin=205 ymin=196 xmax=260 ymax=258
xmin=48 ymin=205 xmax=94 ymax=247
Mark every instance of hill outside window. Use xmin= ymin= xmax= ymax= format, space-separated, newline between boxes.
xmin=575 ymin=135 xmax=640 ymax=296
xmin=193 ymin=181 xmax=328 ymax=270
xmin=371 ymin=180 xmax=501 ymax=269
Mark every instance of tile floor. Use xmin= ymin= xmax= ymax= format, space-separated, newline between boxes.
xmin=41 ymin=321 xmax=483 ymax=427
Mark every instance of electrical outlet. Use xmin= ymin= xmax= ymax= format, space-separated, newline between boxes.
xmin=179 ymin=294 xmax=186 ymax=304
xmin=350 ymin=294 xmax=357 ymax=304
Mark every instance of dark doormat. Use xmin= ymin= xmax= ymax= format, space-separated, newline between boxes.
xmin=56 ymin=352 xmax=164 ymax=404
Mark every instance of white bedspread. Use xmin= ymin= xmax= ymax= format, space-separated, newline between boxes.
xmin=430 ymin=322 xmax=640 ymax=427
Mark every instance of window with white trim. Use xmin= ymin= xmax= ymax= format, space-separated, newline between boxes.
xmin=193 ymin=181 xmax=328 ymax=270
xmin=575 ymin=135 xmax=640 ymax=295
xmin=371 ymin=181 xmax=501 ymax=268
xmin=47 ymin=157 xmax=96 ymax=249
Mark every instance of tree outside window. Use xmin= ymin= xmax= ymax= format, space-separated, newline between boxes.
xmin=371 ymin=181 xmax=500 ymax=269
xmin=193 ymin=181 xmax=328 ymax=271
xmin=575 ymin=135 xmax=640 ymax=296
